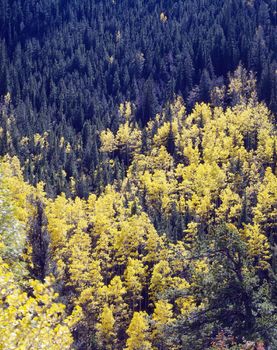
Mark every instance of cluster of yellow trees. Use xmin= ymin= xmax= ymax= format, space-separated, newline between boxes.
xmin=0 ymin=157 xmax=82 ymax=349
xmin=0 ymin=82 xmax=276 ymax=349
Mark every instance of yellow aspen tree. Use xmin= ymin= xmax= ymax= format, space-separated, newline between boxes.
xmin=45 ymin=194 xmax=72 ymax=252
xmin=0 ymin=263 xmax=81 ymax=350
xmin=149 ymin=260 xmax=171 ymax=302
xmin=96 ymin=304 xmax=116 ymax=350
xmin=241 ymin=224 xmax=270 ymax=269
xmin=119 ymin=101 xmax=133 ymax=120
xmin=67 ymin=229 xmax=103 ymax=294
xmin=116 ymin=122 xmax=142 ymax=155
xmin=254 ymin=167 xmax=277 ymax=233
xmin=143 ymin=223 xmax=164 ymax=264
xmin=99 ymin=276 xmax=129 ymax=338
xmin=0 ymin=155 xmax=34 ymax=224
xmin=216 ymin=186 xmax=242 ymax=223
xmin=125 ymin=312 xmax=153 ymax=350
xmin=152 ymin=299 xmax=174 ymax=347
xmin=113 ymin=214 xmax=149 ymax=264
xmin=100 ymin=128 xmax=118 ymax=153
xmin=124 ymin=258 xmax=146 ymax=309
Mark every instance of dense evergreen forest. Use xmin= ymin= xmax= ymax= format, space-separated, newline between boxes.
xmin=0 ymin=0 xmax=276 ymax=196
xmin=0 ymin=0 xmax=276 ymax=349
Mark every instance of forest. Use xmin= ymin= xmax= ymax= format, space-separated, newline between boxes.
xmin=0 ymin=0 xmax=276 ymax=196
xmin=1 ymin=69 xmax=276 ymax=349
xmin=0 ymin=0 xmax=276 ymax=349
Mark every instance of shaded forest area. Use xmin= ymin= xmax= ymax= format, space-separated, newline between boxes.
xmin=0 ymin=0 xmax=276 ymax=197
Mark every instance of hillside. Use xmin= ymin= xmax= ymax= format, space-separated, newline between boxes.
xmin=0 ymin=1 xmax=276 ymax=349
xmin=0 ymin=73 xmax=276 ymax=348
xmin=0 ymin=0 xmax=276 ymax=196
